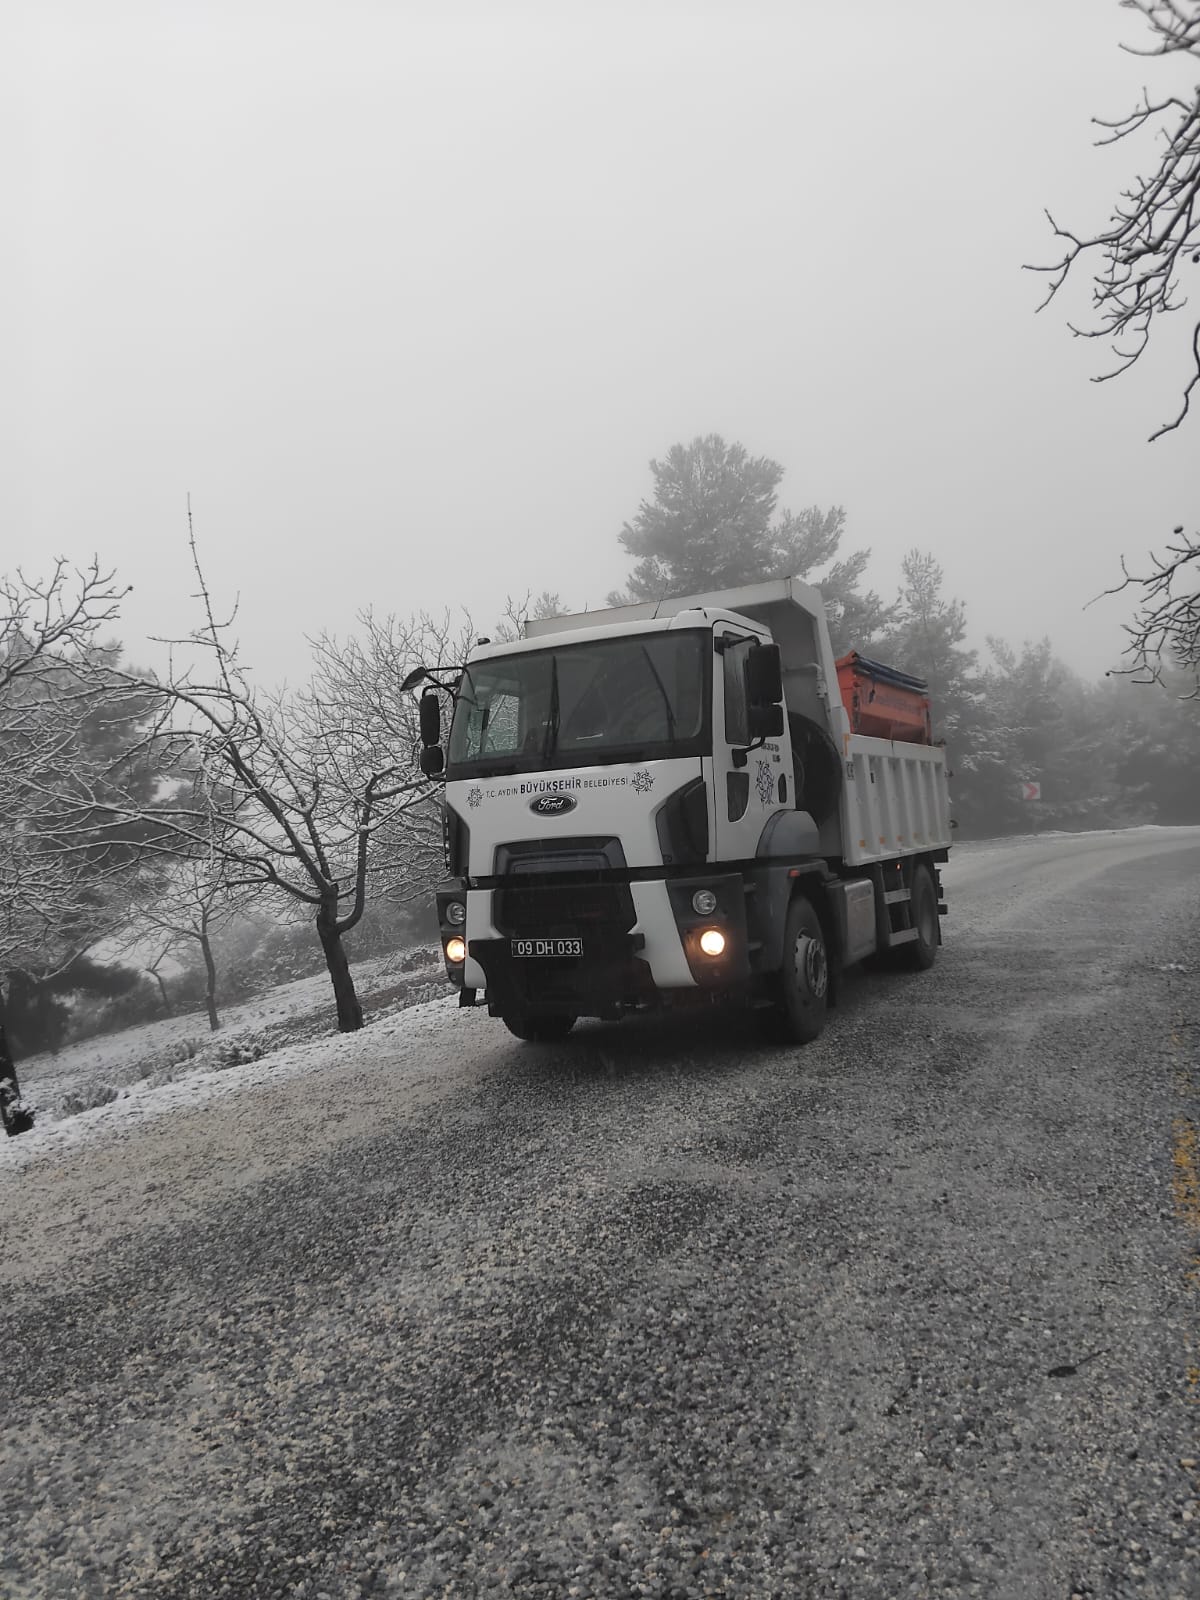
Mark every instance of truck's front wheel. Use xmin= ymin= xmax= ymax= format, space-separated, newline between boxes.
xmin=502 ymin=1012 xmax=577 ymax=1043
xmin=774 ymin=895 xmax=829 ymax=1045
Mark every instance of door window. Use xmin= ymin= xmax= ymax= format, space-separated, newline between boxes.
xmin=722 ymin=634 xmax=753 ymax=746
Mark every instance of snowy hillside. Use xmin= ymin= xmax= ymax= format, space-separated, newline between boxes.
xmin=5 ymin=947 xmax=448 ymax=1162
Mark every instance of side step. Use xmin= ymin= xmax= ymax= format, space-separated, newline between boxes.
xmin=871 ymin=865 xmax=926 ymax=952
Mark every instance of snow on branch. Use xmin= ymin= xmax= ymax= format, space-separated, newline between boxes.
xmin=0 ymin=558 xmax=143 ymax=982
xmin=1 ymin=557 xmax=130 ymax=694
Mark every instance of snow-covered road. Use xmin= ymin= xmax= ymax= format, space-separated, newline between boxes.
xmin=3 ymin=827 xmax=1200 ymax=1598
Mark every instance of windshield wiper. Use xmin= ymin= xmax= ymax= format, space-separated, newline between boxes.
xmin=542 ymin=653 xmax=560 ymax=759
xmin=639 ymin=644 xmax=677 ymax=741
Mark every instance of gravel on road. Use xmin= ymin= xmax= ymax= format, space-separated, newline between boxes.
xmin=2 ymin=828 xmax=1199 ymax=1599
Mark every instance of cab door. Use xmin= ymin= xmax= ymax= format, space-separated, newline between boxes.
xmin=713 ymin=627 xmax=790 ymax=864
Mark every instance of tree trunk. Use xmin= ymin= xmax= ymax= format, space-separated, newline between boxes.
xmin=0 ymin=982 xmax=34 ymax=1136
xmin=0 ymin=983 xmax=13 ymax=1080
xmin=317 ymin=912 xmax=363 ymax=1033
xmin=150 ymin=969 xmax=173 ymax=1017
xmin=200 ymin=931 xmax=221 ymax=1031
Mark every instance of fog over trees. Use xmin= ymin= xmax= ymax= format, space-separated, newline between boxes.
xmin=605 ymin=436 xmax=1200 ymax=839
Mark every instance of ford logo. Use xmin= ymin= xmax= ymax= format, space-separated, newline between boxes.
xmin=529 ymin=793 xmax=576 ymax=816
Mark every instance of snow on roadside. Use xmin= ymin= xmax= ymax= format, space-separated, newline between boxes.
xmin=18 ymin=959 xmax=389 ymax=1090
xmin=0 ymin=993 xmax=462 ymax=1176
xmin=12 ymin=950 xmax=443 ymax=1116
xmin=951 ymin=824 xmax=1175 ymax=857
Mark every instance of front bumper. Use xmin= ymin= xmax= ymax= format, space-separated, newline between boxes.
xmin=444 ymin=871 xmax=751 ymax=1018
xmin=470 ymin=929 xmax=655 ymax=1020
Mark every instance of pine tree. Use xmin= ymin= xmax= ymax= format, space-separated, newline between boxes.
xmin=877 ymin=550 xmax=979 ymax=744
xmin=612 ymin=435 xmax=888 ymax=651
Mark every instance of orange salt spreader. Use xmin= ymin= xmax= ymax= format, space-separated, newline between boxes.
xmin=835 ymin=651 xmax=933 ymax=744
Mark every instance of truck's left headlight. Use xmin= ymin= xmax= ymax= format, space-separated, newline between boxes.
xmin=446 ymin=901 xmax=466 ymax=926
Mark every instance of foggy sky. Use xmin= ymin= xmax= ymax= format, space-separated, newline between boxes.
xmin=6 ymin=0 xmax=1197 ymax=690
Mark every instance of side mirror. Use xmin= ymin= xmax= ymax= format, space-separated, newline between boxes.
xmin=418 ymin=689 xmax=441 ymax=747
xmin=746 ymin=643 xmax=783 ymax=707
xmin=749 ymin=703 xmax=784 ymax=739
xmin=419 ymin=746 xmax=444 ymax=777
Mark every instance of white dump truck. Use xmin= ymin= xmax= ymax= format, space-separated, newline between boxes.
xmin=407 ymin=577 xmax=951 ymax=1044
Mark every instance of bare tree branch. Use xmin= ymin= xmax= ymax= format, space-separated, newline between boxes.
xmin=1100 ymin=523 xmax=1200 ymax=689
xmin=115 ymin=815 xmax=257 ymax=1031
xmin=1029 ymin=0 xmax=1200 ymax=439
xmin=0 ymin=557 xmax=130 ymax=697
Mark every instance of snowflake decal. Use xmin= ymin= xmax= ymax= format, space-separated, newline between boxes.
xmin=631 ymin=768 xmax=655 ymax=796
xmin=755 ymin=760 xmax=775 ymax=806
xmin=467 ymin=786 xmax=483 ymax=809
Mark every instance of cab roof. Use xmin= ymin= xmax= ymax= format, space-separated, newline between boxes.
xmin=466 ymin=606 xmax=769 ymax=664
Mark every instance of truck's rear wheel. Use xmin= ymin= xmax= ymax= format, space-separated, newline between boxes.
xmin=903 ymin=864 xmax=939 ymax=971
xmin=502 ymin=1012 xmax=577 ymax=1043
xmin=774 ymin=894 xmax=829 ymax=1045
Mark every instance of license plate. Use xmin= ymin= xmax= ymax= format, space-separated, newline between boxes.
xmin=510 ymin=937 xmax=583 ymax=959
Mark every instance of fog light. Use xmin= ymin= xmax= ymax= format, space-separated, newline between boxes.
xmin=446 ymin=900 xmax=466 ymax=926
xmin=445 ymin=936 xmax=467 ymax=964
xmin=691 ymin=888 xmax=718 ymax=915
xmin=698 ymin=927 xmax=726 ymax=957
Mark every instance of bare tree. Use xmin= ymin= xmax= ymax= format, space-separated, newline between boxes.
xmin=1103 ymin=522 xmax=1200 ymax=689
xmin=1 ymin=559 xmax=131 ymax=1135
xmin=1031 ymin=1 xmax=1200 ymax=440
xmin=115 ymin=523 xmax=460 ymax=1033
xmin=491 ymin=591 xmax=565 ymax=644
xmin=306 ymin=606 xmax=473 ymax=906
xmin=119 ymin=840 xmax=255 ymax=1031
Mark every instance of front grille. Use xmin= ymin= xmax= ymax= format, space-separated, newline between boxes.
xmin=493 ymin=878 xmax=635 ymax=937
xmin=490 ymin=837 xmax=634 ymax=938
xmin=473 ymin=839 xmax=646 ymax=1017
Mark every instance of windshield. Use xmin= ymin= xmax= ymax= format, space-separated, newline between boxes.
xmin=447 ymin=630 xmax=710 ymax=778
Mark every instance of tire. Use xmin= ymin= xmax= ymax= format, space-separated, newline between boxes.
xmin=773 ymin=894 xmax=830 ymax=1045
xmin=502 ymin=1012 xmax=577 ymax=1043
xmin=903 ymin=864 xmax=939 ymax=971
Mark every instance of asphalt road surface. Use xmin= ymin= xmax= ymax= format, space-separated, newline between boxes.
xmin=3 ymin=828 xmax=1200 ymax=1599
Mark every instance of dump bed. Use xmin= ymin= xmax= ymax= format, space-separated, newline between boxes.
xmin=837 ymin=733 xmax=949 ymax=866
